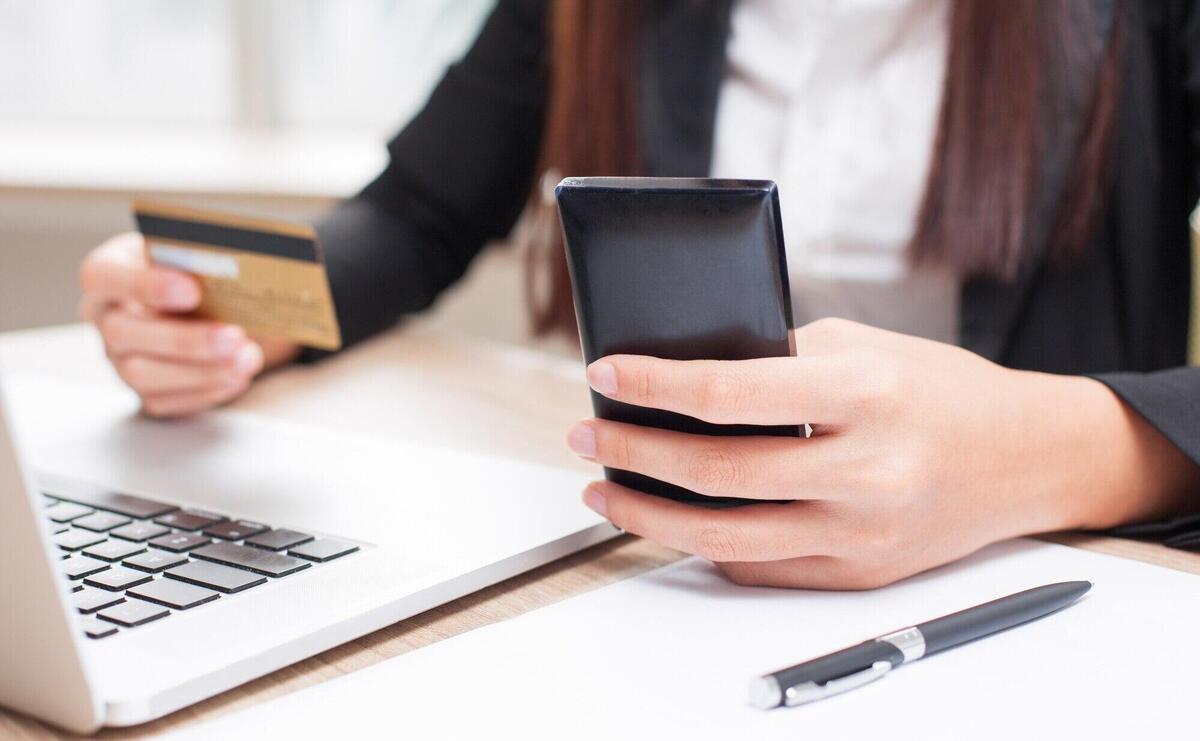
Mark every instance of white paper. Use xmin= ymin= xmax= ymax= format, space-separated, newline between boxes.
xmin=167 ymin=539 xmax=1200 ymax=740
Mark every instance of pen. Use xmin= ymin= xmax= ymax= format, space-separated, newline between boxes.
xmin=748 ymin=580 xmax=1092 ymax=709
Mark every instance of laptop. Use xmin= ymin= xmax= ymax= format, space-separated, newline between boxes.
xmin=0 ymin=372 xmax=616 ymax=733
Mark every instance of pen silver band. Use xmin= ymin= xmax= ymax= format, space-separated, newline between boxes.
xmin=876 ymin=626 xmax=926 ymax=663
xmin=749 ymin=627 xmax=926 ymax=709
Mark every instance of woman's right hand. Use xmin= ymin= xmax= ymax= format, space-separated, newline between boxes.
xmin=79 ymin=232 xmax=294 ymax=417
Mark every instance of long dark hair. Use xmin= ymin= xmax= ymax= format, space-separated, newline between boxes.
xmin=524 ymin=0 xmax=1125 ymax=337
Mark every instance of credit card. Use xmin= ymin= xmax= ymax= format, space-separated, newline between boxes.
xmin=133 ymin=200 xmax=342 ymax=351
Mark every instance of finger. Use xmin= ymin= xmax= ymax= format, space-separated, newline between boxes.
xmin=586 ymin=354 xmax=859 ymax=426
xmin=141 ymin=381 xmax=251 ymax=419
xmin=100 ymin=310 xmax=247 ymax=363
xmin=792 ymin=317 xmax=881 ymax=355
xmin=78 ymin=293 xmax=117 ymax=323
xmin=717 ymin=558 xmax=900 ymax=591
xmin=715 ymin=558 xmax=853 ymax=590
xmin=80 ymin=235 xmax=200 ymax=311
xmin=582 ymin=480 xmax=838 ymax=562
xmin=254 ymin=333 xmax=302 ymax=369
xmin=114 ymin=347 xmax=263 ymax=396
xmin=796 ymin=317 xmax=946 ymax=365
xmin=792 ymin=320 xmax=853 ymax=357
xmin=569 ymin=419 xmax=850 ymax=501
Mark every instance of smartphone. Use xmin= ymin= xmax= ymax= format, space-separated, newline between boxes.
xmin=556 ymin=177 xmax=798 ymax=507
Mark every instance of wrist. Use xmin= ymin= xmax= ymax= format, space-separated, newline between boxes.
xmin=1014 ymin=371 xmax=1199 ymax=532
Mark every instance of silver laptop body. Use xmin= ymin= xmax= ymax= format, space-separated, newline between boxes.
xmin=0 ymin=373 xmax=613 ymax=733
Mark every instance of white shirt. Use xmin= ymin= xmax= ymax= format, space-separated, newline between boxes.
xmin=710 ymin=0 xmax=958 ymax=342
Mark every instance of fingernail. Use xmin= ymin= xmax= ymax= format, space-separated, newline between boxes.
xmin=163 ymin=278 xmax=198 ymax=309
xmin=234 ymin=342 xmax=264 ymax=376
xmin=587 ymin=361 xmax=618 ymax=395
xmin=212 ymin=326 xmax=243 ymax=355
xmin=566 ymin=421 xmax=597 ymax=459
xmin=582 ymin=484 xmax=608 ymax=517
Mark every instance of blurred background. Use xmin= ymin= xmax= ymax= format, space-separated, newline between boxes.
xmin=0 ymin=0 xmax=543 ymax=346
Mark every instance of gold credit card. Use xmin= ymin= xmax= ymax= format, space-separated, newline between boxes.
xmin=133 ymin=200 xmax=342 ymax=351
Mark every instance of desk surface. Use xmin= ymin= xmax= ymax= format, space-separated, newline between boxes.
xmin=2 ymin=324 xmax=1198 ymax=739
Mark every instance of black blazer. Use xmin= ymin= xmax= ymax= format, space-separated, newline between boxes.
xmin=314 ymin=0 xmax=1200 ymax=536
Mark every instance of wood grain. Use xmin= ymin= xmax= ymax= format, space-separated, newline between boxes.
xmin=1 ymin=324 xmax=1197 ymax=738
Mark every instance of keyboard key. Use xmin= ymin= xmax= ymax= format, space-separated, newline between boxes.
xmin=72 ymin=588 xmax=125 ymax=614
xmin=43 ymin=494 xmax=57 ymax=506
xmin=193 ymin=542 xmax=310 ymax=577
xmin=60 ymin=555 xmax=111 ymax=580
xmin=81 ymin=617 xmax=118 ymax=639
xmin=45 ymin=502 xmax=94 ymax=523
xmin=48 ymin=488 xmax=177 ymax=519
xmin=110 ymin=521 xmax=170 ymax=542
xmin=149 ymin=532 xmax=211 ymax=552
xmin=165 ymin=560 xmax=267 ymax=594
xmin=98 ymin=600 xmax=170 ymax=627
xmin=51 ymin=524 xmax=69 ymax=534
xmin=244 ymin=529 xmax=312 ymax=551
xmin=128 ymin=579 xmax=220 ymax=610
xmin=154 ymin=509 xmax=226 ymax=531
xmin=84 ymin=566 xmax=153 ymax=592
xmin=72 ymin=511 xmax=133 ymax=532
xmin=124 ymin=550 xmax=188 ymax=573
xmin=203 ymin=519 xmax=269 ymax=541
xmin=289 ymin=539 xmax=360 ymax=563
xmin=53 ymin=529 xmax=107 ymax=552
xmin=82 ymin=540 xmax=147 ymax=562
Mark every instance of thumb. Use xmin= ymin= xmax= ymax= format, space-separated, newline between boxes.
xmin=80 ymin=232 xmax=201 ymax=311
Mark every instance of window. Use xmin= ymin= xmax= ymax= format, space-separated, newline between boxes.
xmin=0 ymin=0 xmax=496 ymax=138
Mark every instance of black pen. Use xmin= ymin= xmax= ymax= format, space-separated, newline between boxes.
xmin=748 ymin=580 xmax=1092 ymax=709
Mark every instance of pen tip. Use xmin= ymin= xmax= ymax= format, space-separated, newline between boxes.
xmin=1068 ymin=580 xmax=1093 ymax=597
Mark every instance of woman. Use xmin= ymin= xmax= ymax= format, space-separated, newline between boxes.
xmin=78 ymin=0 xmax=1200 ymax=588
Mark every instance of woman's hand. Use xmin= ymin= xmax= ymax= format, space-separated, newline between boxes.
xmin=79 ymin=232 xmax=300 ymax=417
xmin=566 ymin=318 xmax=1199 ymax=589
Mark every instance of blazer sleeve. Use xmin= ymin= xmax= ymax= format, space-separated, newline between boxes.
xmin=1094 ymin=369 xmax=1200 ymax=547
xmin=308 ymin=0 xmax=547 ymax=356
xmin=1092 ymin=0 xmax=1200 ymax=545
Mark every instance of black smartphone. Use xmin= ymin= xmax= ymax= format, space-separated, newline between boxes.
xmin=556 ymin=177 xmax=798 ymax=507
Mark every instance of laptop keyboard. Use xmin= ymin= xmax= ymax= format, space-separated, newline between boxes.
xmin=41 ymin=487 xmax=360 ymax=640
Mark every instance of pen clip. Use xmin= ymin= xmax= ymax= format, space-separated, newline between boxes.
xmin=783 ymin=661 xmax=893 ymax=707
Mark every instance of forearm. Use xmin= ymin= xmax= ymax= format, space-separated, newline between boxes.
xmin=293 ymin=0 xmax=546 ymax=360
xmin=313 ymin=197 xmax=471 ymax=353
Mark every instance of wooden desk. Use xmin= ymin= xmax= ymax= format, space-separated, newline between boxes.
xmin=2 ymin=324 xmax=1198 ymax=738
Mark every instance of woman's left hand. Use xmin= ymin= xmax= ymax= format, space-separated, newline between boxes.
xmin=566 ymin=318 xmax=1198 ymax=589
